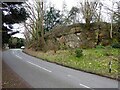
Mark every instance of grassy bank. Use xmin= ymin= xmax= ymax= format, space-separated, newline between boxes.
xmin=24 ymin=48 xmax=119 ymax=80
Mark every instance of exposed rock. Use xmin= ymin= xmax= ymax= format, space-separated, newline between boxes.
xmin=69 ymin=28 xmax=76 ymax=34
xmin=59 ymin=36 xmax=66 ymax=44
xmin=44 ymin=23 xmax=116 ymax=49
xmin=62 ymin=34 xmax=81 ymax=48
xmin=76 ymin=33 xmax=81 ymax=36
xmin=66 ymin=41 xmax=80 ymax=48
xmin=46 ymin=38 xmax=58 ymax=51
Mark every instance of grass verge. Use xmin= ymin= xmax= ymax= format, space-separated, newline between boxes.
xmin=23 ymin=48 xmax=119 ymax=80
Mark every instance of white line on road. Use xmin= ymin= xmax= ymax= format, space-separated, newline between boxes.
xmin=79 ymin=83 xmax=90 ymax=88
xmin=67 ymin=74 xmax=72 ymax=77
xmin=67 ymin=74 xmax=93 ymax=89
xmin=79 ymin=83 xmax=94 ymax=90
xmin=12 ymin=51 xmax=22 ymax=59
xmin=12 ymin=51 xmax=15 ymax=54
xmin=27 ymin=61 xmax=52 ymax=73
xmin=15 ymin=55 xmax=22 ymax=59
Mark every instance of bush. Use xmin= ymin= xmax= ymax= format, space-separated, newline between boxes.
xmin=60 ymin=44 xmax=67 ymax=50
xmin=75 ymin=48 xmax=83 ymax=58
xmin=103 ymin=47 xmax=112 ymax=56
xmin=105 ymin=45 xmax=112 ymax=49
xmin=112 ymin=43 xmax=120 ymax=48
xmin=95 ymin=45 xmax=105 ymax=49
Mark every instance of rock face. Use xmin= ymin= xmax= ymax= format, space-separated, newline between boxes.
xmin=55 ymin=26 xmax=97 ymax=49
xmin=45 ymin=23 xmax=116 ymax=50
xmin=57 ymin=32 xmax=96 ymax=49
xmin=58 ymin=34 xmax=81 ymax=48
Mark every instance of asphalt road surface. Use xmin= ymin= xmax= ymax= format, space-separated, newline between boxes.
xmin=2 ymin=49 xmax=119 ymax=89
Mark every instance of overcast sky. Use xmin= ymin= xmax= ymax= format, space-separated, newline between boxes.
xmin=45 ymin=0 xmax=119 ymax=10
xmin=13 ymin=0 xmax=120 ymax=38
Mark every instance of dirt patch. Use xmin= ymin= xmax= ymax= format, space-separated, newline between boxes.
xmin=2 ymin=61 xmax=32 ymax=88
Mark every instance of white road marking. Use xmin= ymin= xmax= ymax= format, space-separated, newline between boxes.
xmin=79 ymin=83 xmax=90 ymax=88
xmin=12 ymin=51 xmax=22 ymax=59
xmin=67 ymin=74 xmax=93 ymax=89
xmin=15 ymin=55 xmax=22 ymax=59
xmin=79 ymin=83 xmax=94 ymax=90
xmin=67 ymin=74 xmax=72 ymax=77
xmin=27 ymin=61 xmax=52 ymax=73
xmin=12 ymin=51 xmax=15 ymax=54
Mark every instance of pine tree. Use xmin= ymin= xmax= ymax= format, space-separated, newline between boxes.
xmin=1 ymin=2 xmax=28 ymax=47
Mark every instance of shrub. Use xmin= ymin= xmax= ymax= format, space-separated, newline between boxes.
xmin=95 ymin=45 xmax=105 ymax=49
xmin=75 ymin=48 xmax=83 ymax=58
xmin=112 ymin=43 xmax=120 ymax=48
xmin=105 ymin=45 xmax=112 ymax=49
xmin=60 ymin=44 xmax=67 ymax=50
xmin=103 ymin=46 xmax=113 ymax=56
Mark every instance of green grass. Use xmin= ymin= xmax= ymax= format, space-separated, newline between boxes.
xmin=24 ymin=48 xmax=119 ymax=79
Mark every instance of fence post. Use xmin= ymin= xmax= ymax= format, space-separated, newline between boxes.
xmin=108 ymin=61 xmax=112 ymax=73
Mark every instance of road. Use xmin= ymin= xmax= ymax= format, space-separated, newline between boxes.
xmin=2 ymin=49 xmax=119 ymax=89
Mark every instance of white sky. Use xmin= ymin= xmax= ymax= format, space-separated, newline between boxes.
xmin=13 ymin=0 xmax=120 ymax=38
xmin=12 ymin=24 xmax=25 ymax=38
xmin=46 ymin=0 xmax=80 ymax=10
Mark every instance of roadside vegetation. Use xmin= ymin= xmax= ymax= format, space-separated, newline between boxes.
xmin=2 ymin=0 xmax=119 ymax=81
xmin=8 ymin=37 xmax=24 ymax=48
xmin=24 ymin=46 xmax=119 ymax=80
xmin=23 ymin=0 xmax=119 ymax=80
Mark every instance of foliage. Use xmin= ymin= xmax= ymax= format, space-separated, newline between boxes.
xmin=59 ymin=44 xmax=68 ymax=50
xmin=80 ymin=1 xmax=98 ymax=30
xmin=113 ymin=2 xmax=120 ymax=42
xmin=44 ymin=7 xmax=62 ymax=32
xmin=75 ymin=48 xmax=83 ymax=58
xmin=24 ymin=0 xmax=47 ymax=51
xmin=112 ymin=43 xmax=120 ymax=48
xmin=23 ymin=0 xmax=120 ymax=52
xmin=9 ymin=37 xmax=24 ymax=48
xmin=25 ymin=48 xmax=119 ymax=79
xmin=68 ymin=6 xmax=79 ymax=24
xmin=95 ymin=45 xmax=105 ymax=49
xmin=113 ymin=2 xmax=120 ymax=25
xmin=103 ymin=46 xmax=113 ymax=56
xmin=1 ymin=2 xmax=28 ymax=46
xmin=61 ymin=6 xmax=79 ymax=25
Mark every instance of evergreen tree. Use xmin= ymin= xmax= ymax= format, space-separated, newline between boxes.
xmin=1 ymin=2 xmax=28 ymax=46
xmin=44 ymin=7 xmax=62 ymax=31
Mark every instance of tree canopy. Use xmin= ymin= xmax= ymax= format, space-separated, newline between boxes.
xmin=1 ymin=2 xmax=28 ymax=46
xmin=44 ymin=7 xmax=62 ymax=32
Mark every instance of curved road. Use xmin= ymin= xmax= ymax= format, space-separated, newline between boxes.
xmin=2 ymin=49 xmax=119 ymax=89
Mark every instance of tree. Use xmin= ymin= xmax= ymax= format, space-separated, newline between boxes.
xmin=113 ymin=2 xmax=120 ymax=28
xmin=95 ymin=2 xmax=103 ymax=45
xmin=112 ymin=1 xmax=120 ymax=42
xmin=1 ymin=2 xmax=28 ymax=47
xmin=80 ymin=1 xmax=98 ymax=30
xmin=105 ymin=1 xmax=120 ymax=25
xmin=24 ymin=0 xmax=42 ymax=42
xmin=9 ymin=37 xmax=24 ymax=48
xmin=61 ymin=0 xmax=68 ymax=24
xmin=62 ymin=0 xmax=68 ymax=16
xmin=105 ymin=1 xmax=120 ymax=41
xmin=68 ymin=6 xmax=79 ymax=24
xmin=24 ymin=0 xmax=47 ymax=51
xmin=11 ymin=37 xmax=17 ymax=48
xmin=61 ymin=6 xmax=79 ymax=25
xmin=44 ymin=7 xmax=62 ymax=31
